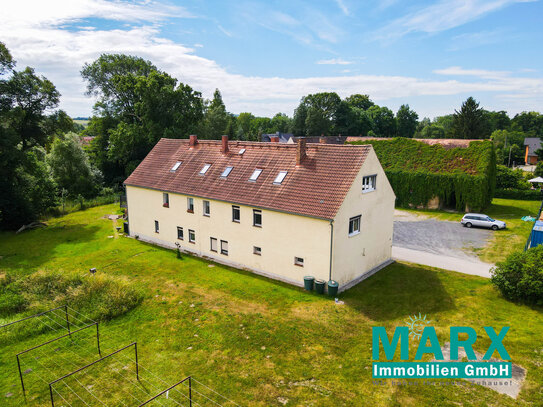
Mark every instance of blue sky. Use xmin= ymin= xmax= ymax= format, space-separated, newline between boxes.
xmin=2 ymin=0 xmax=542 ymax=118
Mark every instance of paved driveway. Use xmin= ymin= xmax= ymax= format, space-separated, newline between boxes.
xmin=392 ymin=214 xmax=495 ymax=277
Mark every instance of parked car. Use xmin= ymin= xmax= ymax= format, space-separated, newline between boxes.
xmin=461 ymin=213 xmax=506 ymax=230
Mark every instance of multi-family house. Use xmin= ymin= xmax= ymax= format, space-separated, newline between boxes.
xmin=124 ymin=135 xmax=395 ymax=292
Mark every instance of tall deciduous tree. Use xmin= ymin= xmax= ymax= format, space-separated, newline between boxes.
xmin=451 ymin=97 xmax=489 ymax=139
xmin=367 ymin=105 xmax=396 ymax=137
xmin=396 ymin=104 xmax=418 ymax=138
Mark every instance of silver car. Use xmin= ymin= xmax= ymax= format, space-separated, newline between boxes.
xmin=461 ymin=213 xmax=506 ymax=230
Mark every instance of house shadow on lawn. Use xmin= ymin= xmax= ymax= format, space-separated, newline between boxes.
xmin=342 ymin=262 xmax=456 ymax=321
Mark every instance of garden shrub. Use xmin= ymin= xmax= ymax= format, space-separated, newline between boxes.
xmin=491 ymin=246 xmax=543 ymax=305
xmin=348 ymin=138 xmax=496 ymax=211
xmin=494 ymin=188 xmax=542 ymax=200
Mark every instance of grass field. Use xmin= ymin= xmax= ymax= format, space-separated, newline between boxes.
xmin=1 ymin=204 xmax=542 ymax=406
xmin=400 ymin=198 xmax=541 ymax=263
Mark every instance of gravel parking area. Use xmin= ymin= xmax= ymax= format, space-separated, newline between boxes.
xmin=393 ymin=219 xmax=492 ymax=260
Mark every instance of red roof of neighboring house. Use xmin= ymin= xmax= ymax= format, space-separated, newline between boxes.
xmin=345 ymin=136 xmax=481 ymax=150
xmin=79 ymin=136 xmax=95 ymax=146
xmin=125 ymin=138 xmax=371 ymax=220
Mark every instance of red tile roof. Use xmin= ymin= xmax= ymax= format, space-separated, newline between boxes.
xmin=124 ymin=138 xmax=371 ymax=220
xmin=346 ymin=136 xmax=481 ymax=150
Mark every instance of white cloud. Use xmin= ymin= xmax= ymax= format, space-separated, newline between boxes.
xmin=316 ymin=58 xmax=353 ymax=65
xmin=2 ymin=0 xmax=542 ymax=118
xmin=217 ymin=25 xmax=233 ymax=37
xmin=375 ymin=0 xmax=533 ymax=41
xmin=334 ymin=0 xmax=350 ymax=16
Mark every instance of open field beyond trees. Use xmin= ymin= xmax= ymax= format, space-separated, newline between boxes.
xmin=0 ymin=204 xmax=542 ymax=406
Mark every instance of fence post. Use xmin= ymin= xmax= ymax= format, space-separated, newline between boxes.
xmin=49 ymin=384 xmax=55 ymax=407
xmin=189 ymin=376 xmax=192 ymax=407
xmin=64 ymin=305 xmax=72 ymax=341
xmin=135 ymin=342 xmax=139 ymax=381
xmin=16 ymin=354 xmax=25 ymax=397
xmin=96 ymin=323 xmax=102 ymax=356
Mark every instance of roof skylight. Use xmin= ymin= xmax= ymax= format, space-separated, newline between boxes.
xmin=238 ymin=148 xmax=246 ymax=155
xmin=170 ymin=161 xmax=182 ymax=172
xmin=273 ymin=171 xmax=288 ymax=185
xmin=199 ymin=164 xmax=211 ymax=175
xmin=249 ymin=169 xmax=262 ymax=181
xmin=221 ymin=166 xmax=233 ymax=178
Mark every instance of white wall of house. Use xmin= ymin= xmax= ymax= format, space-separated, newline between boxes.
xmin=126 ymin=185 xmax=331 ymax=286
xmin=331 ymin=148 xmax=396 ymax=286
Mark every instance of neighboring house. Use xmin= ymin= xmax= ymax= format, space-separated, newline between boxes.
xmin=524 ymin=137 xmax=542 ymax=165
xmin=124 ymin=135 xmax=395 ymax=292
xmin=287 ymin=135 xmax=347 ymax=145
xmin=261 ymin=132 xmax=292 ymax=143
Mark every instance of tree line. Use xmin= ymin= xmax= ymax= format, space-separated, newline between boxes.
xmin=2 ymin=44 xmax=542 ymax=229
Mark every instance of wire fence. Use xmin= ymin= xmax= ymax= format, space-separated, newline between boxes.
xmin=1 ymin=305 xmax=241 ymax=407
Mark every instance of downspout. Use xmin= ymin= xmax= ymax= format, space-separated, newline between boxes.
xmin=329 ymin=220 xmax=334 ymax=281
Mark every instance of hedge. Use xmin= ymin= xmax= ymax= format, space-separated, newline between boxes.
xmin=494 ymin=188 xmax=543 ymax=200
xmin=348 ymin=138 xmax=496 ymax=211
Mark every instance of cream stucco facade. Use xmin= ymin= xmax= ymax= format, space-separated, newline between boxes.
xmin=125 ymin=148 xmax=395 ymax=291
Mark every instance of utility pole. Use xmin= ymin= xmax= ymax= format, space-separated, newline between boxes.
xmin=508 ymin=146 xmax=512 ymax=167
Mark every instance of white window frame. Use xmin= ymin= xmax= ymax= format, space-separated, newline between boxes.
xmin=249 ymin=169 xmax=263 ymax=182
xmin=199 ymin=163 xmax=212 ymax=175
xmin=203 ymin=200 xmax=210 ymax=216
xmin=220 ymin=240 xmax=229 ymax=256
xmin=232 ymin=205 xmax=240 ymax=223
xmin=294 ymin=257 xmax=304 ymax=267
xmin=273 ymin=171 xmax=288 ymax=185
xmin=177 ymin=226 xmax=184 ymax=240
xmin=170 ymin=161 xmax=182 ymax=172
xmin=349 ymin=215 xmax=361 ymax=237
xmin=221 ymin=166 xmax=233 ymax=178
xmin=253 ymin=246 xmax=262 ymax=256
xmin=210 ymin=237 xmax=217 ymax=252
xmin=163 ymin=192 xmax=169 ymax=207
xmin=362 ymin=175 xmax=377 ymax=193
xmin=187 ymin=197 xmax=194 ymax=213
xmin=253 ymin=209 xmax=262 ymax=227
xmin=188 ymin=229 xmax=195 ymax=243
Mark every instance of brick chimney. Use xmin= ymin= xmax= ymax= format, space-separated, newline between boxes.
xmin=270 ymin=136 xmax=279 ymax=143
xmin=296 ymin=138 xmax=307 ymax=166
xmin=221 ymin=135 xmax=229 ymax=154
xmin=189 ymin=135 xmax=198 ymax=148
xmin=319 ymin=135 xmax=327 ymax=144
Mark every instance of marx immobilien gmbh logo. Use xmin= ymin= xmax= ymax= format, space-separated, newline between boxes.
xmin=372 ymin=314 xmax=511 ymax=379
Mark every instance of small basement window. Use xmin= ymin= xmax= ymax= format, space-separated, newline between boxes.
xmin=221 ymin=166 xmax=233 ymax=178
xmin=199 ymin=164 xmax=211 ymax=175
xmin=163 ymin=193 xmax=169 ymax=208
xmin=154 ymin=220 xmax=159 ymax=233
xmin=170 ymin=161 xmax=182 ymax=172
xmin=253 ymin=209 xmax=262 ymax=227
xmin=249 ymin=169 xmax=262 ymax=181
xmin=253 ymin=246 xmax=262 ymax=256
xmin=349 ymin=215 xmax=361 ymax=236
xmin=232 ymin=205 xmax=240 ymax=223
xmin=203 ymin=200 xmax=210 ymax=216
xmin=362 ymin=175 xmax=377 ymax=192
xmin=220 ymin=240 xmax=229 ymax=256
xmin=210 ymin=237 xmax=217 ymax=252
xmin=188 ymin=229 xmax=195 ymax=243
xmin=294 ymin=257 xmax=304 ymax=267
xmin=177 ymin=226 xmax=184 ymax=240
xmin=273 ymin=171 xmax=288 ymax=185
xmin=187 ymin=197 xmax=194 ymax=213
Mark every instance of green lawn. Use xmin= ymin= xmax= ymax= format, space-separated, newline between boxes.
xmin=400 ymin=198 xmax=541 ymax=263
xmin=0 ymin=204 xmax=542 ymax=406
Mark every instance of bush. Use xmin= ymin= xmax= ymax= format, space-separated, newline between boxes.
xmin=491 ymin=246 xmax=543 ymax=305
xmin=496 ymin=165 xmax=530 ymax=190
xmin=494 ymin=188 xmax=542 ymax=200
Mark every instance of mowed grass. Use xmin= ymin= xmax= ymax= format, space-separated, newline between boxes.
xmin=401 ymin=198 xmax=541 ymax=263
xmin=0 ymin=204 xmax=542 ymax=406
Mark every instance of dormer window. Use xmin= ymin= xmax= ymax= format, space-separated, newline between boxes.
xmin=199 ymin=164 xmax=211 ymax=175
xmin=221 ymin=166 xmax=233 ymax=178
xmin=273 ymin=171 xmax=287 ymax=185
xmin=170 ymin=161 xmax=182 ymax=172
xmin=249 ymin=169 xmax=262 ymax=182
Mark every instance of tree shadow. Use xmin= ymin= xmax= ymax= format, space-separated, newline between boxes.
xmin=0 ymin=223 xmax=102 ymax=271
xmin=343 ymin=262 xmax=456 ymax=321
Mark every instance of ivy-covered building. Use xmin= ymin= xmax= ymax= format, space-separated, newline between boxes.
xmin=347 ymin=137 xmax=496 ymax=212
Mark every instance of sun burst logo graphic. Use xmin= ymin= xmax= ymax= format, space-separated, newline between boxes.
xmin=406 ymin=313 xmax=431 ymax=339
